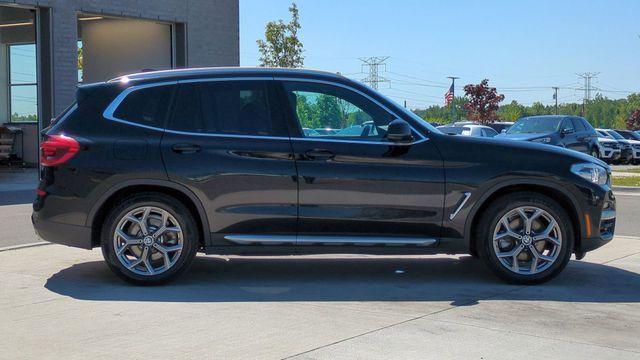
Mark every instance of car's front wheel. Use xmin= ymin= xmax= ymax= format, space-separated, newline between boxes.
xmin=477 ymin=192 xmax=573 ymax=284
xmin=101 ymin=193 xmax=199 ymax=285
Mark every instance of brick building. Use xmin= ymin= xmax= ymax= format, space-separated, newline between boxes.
xmin=0 ymin=0 xmax=239 ymax=164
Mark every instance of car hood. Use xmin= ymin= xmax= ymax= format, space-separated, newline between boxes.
xmin=438 ymin=134 xmax=609 ymax=169
xmin=598 ymin=137 xmax=617 ymax=143
xmin=495 ymin=132 xmax=553 ymax=141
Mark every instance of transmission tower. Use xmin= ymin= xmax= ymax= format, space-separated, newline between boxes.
xmin=576 ymin=72 xmax=600 ymax=102
xmin=359 ymin=56 xmax=390 ymax=90
xmin=576 ymin=72 xmax=600 ymax=116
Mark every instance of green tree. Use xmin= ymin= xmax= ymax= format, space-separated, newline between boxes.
xmin=256 ymin=2 xmax=304 ymax=68
xmin=499 ymin=100 xmax=526 ymax=121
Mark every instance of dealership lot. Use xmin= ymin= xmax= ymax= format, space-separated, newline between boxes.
xmin=0 ymin=222 xmax=639 ymax=358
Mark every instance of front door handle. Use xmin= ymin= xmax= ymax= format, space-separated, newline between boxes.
xmin=304 ymin=149 xmax=334 ymax=160
xmin=171 ymin=143 xmax=201 ymax=154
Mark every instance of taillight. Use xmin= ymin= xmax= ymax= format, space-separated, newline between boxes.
xmin=40 ymin=134 xmax=80 ymax=166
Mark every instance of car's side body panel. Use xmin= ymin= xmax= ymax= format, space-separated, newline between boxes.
xmin=33 ymin=68 xmax=614 ymax=261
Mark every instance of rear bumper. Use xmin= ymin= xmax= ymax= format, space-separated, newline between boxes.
xmin=32 ymin=212 xmax=92 ymax=250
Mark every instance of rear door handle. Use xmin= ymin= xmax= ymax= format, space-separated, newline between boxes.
xmin=171 ymin=143 xmax=201 ymax=154
xmin=304 ymin=149 xmax=334 ymax=160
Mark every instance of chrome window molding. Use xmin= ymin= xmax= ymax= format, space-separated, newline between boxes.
xmin=102 ymin=80 xmax=178 ymax=132
xmin=101 ymin=76 xmax=430 ymax=146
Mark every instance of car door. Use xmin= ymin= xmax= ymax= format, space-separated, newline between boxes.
xmin=278 ymin=79 xmax=445 ymax=244
xmin=560 ymin=118 xmax=579 ymax=151
xmin=161 ymin=79 xmax=298 ymax=245
xmin=571 ymin=117 xmax=590 ymax=153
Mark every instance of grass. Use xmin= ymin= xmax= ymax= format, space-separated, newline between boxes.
xmin=612 ymin=176 xmax=640 ymax=187
xmin=616 ymin=167 xmax=640 ymax=174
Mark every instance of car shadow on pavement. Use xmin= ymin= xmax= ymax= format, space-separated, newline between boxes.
xmin=44 ymin=255 xmax=640 ymax=305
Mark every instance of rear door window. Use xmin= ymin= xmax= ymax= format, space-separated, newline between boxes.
xmin=113 ymin=85 xmax=175 ymax=128
xmin=168 ymin=80 xmax=288 ymax=137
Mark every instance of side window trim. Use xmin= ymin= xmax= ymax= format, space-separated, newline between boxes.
xmin=103 ymin=80 xmax=178 ymax=132
xmin=103 ymin=77 xmax=428 ymax=145
xmin=275 ymin=77 xmax=427 ymax=145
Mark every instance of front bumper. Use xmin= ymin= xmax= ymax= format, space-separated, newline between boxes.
xmin=577 ymin=189 xmax=616 ymax=255
xmin=600 ymin=147 xmax=621 ymax=160
xmin=32 ymin=212 xmax=92 ymax=250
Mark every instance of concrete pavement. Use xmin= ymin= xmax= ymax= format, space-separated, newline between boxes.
xmin=1 ymin=237 xmax=639 ymax=359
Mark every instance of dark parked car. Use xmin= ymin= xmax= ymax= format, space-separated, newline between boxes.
xmin=496 ymin=115 xmax=599 ymax=157
xmin=33 ymin=68 xmax=615 ymax=285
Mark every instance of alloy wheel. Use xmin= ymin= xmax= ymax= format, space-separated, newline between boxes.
xmin=492 ymin=206 xmax=562 ymax=275
xmin=113 ymin=206 xmax=184 ymax=276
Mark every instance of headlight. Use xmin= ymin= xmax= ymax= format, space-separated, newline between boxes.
xmin=531 ymin=137 xmax=552 ymax=144
xmin=571 ymin=163 xmax=608 ymax=185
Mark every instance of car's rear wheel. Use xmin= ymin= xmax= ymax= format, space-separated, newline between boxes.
xmin=477 ymin=192 xmax=573 ymax=284
xmin=101 ymin=193 xmax=198 ymax=285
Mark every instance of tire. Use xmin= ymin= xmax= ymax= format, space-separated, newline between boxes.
xmin=477 ymin=192 xmax=573 ymax=284
xmin=101 ymin=192 xmax=199 ymax=285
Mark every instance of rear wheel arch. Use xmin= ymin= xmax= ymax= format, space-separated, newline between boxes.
xmin=466 ymin=181 xmax=583 ymax=257
xmin=88 ymin=180 xmax=210 ymax=249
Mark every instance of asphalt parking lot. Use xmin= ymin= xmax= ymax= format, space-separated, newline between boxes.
xmin=1 ymin=237 xmax=639 ymax=359
xmin=1 ymin=169 xmax=640 ymax=359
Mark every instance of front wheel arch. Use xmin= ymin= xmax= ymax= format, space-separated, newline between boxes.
xmin=466 ymin=182 xmax=582 ymax=258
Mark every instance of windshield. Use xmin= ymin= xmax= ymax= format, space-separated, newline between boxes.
xmin=437 ymin=126 xmax=464 ymax=135
xmin=607 ymin=130 xmax=624 ymax=140
xmin=507 ymin=117 xmax=561 ymax=134
xmin=618 ymin=131 xmax=640 ymax=140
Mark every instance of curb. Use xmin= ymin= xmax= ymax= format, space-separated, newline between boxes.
xmin=612 ymin=186 xmax=640 ymax=193
xmin=0 ymin=242 xmax=51 ymax=252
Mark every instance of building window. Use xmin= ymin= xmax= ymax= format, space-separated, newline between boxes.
xmin=8 ymin=44 xmax=38 ymax=123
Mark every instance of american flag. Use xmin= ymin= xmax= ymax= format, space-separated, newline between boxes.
xmin=445 ymin=83 xmax=454 ymax=106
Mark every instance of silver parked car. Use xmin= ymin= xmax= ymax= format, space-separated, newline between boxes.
xmin=437 ymin=124 xmax=499 ymax=138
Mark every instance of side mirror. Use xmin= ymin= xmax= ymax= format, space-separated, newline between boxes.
xmin=561 ymin=128 xmax=574 ymax=136
xmin=501 ymin=129 xmax=507 ymax=134
xmin=386 ymin=119 xmax=414 ymax=144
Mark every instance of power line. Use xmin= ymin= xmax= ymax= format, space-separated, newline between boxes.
xmin=359 ymin=56 xmax=390 ymax=90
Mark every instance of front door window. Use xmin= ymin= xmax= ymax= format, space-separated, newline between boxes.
xmin=282 ymin=81 xmax=396 ymax=141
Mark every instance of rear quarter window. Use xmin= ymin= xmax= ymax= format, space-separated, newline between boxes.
xmin=112 ymin=85 xmax=175 ymax=128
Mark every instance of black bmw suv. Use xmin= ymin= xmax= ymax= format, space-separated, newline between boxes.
xmin=33 ymin=68 xmax=616 ymax=285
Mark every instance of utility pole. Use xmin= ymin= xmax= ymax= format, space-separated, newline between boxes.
xmin=576 ymin=72 xmax=600 ymax=117
xmin=552 ymin=87 xmax=559 ymax=115
xmin=359 ymin=56 xmax=390 ymax=90
xmin=447 ymin=76 xmax=459 ymax=122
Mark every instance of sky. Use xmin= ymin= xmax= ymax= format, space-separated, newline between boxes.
xmin=240 ymin=0 xmax=640 ymax=109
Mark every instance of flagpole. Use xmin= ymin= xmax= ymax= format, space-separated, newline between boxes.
xmin=447 ymin=76 xmax=459 ymax=122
